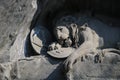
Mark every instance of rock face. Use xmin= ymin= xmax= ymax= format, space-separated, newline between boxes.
xmin=0 ymin=53 xmax=120 ymax=80
xmin=30 ymin=25 xmax=52 ymax=55
xmin=0 ymin=0 xmax=120 ymax=80
xmin=0 ymin=0 xmax=38 ymax=62
xmin=72 ymin=52 xmax=120 ymax=80
xmin=10 ymin=27 xmax=30 ymax=61
xmin=0 ymin=56 xmax=65 ymax=80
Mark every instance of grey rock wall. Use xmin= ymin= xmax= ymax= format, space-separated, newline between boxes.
xmin=73 ymin=53 xmax=120 ymax=80
xmin=0 ymin=0 xmax=120 ymax=80
xmin=0 ymin=0 xmax=38 ymax=62
xmin=0 ymin=52 xmax=120 ymax=80
xmin=0 ymin=56 xmax=65 ymax=80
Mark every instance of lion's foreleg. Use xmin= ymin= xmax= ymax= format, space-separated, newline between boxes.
xmin=64 ymin=41 xmax=96 ymax=80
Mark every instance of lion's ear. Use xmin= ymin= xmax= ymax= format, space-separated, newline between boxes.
xmin=83 ymin=23 xmax=89 ymax=27
xmin=79 ymin=26 xmax=85 ymax=31
xmin=80 ymin=23 xmax=88 ymax=30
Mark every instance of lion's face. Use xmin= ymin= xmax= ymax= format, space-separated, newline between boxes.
xmin=54 ymin=15 xmax=79 ymax=48
xmin=54 ymin=26 xmax=72 ymax=47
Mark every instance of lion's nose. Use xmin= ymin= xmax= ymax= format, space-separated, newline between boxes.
xmin=57 ymin=39 xmax=64 ymax=45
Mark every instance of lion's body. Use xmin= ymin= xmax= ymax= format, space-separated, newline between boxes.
xmin=82 ymin=21 xmax=120 ymax=48
xmin=48 ymin=15 xmax=120 ymax=80
xmin=64 ymin=23 xmax=120 ymax=80
xmin=78 ymin=24 xmax=100 ymax=48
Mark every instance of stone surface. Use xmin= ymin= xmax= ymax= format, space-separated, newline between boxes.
xmin=0 ymin=0 xmax=120 ymax=80
xmin=0 ymin=0 xmax=38 ymax=62
xmin=5 ymin=0 xmax=38 ymax=61
xmin=0 ymin=52 xmax=120 ymax=80
xmin=38 ymin=0 xmax=120 ymax=30
xmin=0 ymin=56 xmax=65 ymax=80
xmin=10 ymin=27 xmax=30 ymax=61
xmin=47 ymin=47 xmax=75 ymax=58
xmin=72 ymin=52 xmax=120 ymax=80
xmin=30 ymin=25 xmax=52 ymax=54
xmin=55 ymin=14 xmax=120 ymax=49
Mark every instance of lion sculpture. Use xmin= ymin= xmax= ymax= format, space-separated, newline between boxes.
xmin=48 ymin=16 xmax=120 ymax=80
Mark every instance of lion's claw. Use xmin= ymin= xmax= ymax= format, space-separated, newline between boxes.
xmin=48 ymin=42 xmax=61 ymax=51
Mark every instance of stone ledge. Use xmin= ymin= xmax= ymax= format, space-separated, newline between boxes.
xmin=73 ymin=52 xmax=120 ymax=80
xmin=1 ymin=52 xmax=120 ymax=80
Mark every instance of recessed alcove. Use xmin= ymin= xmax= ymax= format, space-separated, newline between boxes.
xmin=26 ymin=0 xmax=120 ymax=57
xmin=37 ymin=0 xmax=120 ymax=31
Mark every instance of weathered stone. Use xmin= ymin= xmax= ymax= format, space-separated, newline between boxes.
xmin=17 ymin=56 xmax=64 ymax=80
xmin=10 ymin=27 xmax=30 ymax=61
xmin=0 ymin=62 xmax=18 ymax=80
xmin=117 ymin=42 xmax=120 ymax=50
xmin=0 ymin=52 xmax=120 ymax=80
xmin=10 ymin=0 xmax=37 ymax=60
xmin=0 ymin=0 xmax=38 ymax=62
xmin=0 ymin=56 xmax=65 ymax=80
xmin=0 ymin=0 xmax=120 ymax=80
xmin=72 ymin=52 xmax=120 ymax=80
xmin=47 ymin=47 xmax=75 ymax=58
xmin=30 ymin=25 xmax=52 ymax=54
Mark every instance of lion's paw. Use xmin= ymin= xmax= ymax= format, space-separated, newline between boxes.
xmin=64 ymin=55 xmax=78 ymax=72
xmin=48 ymin=42 xmax=61 ymax=51
xmin=94 ymin=51 xmax=104 ymax=63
